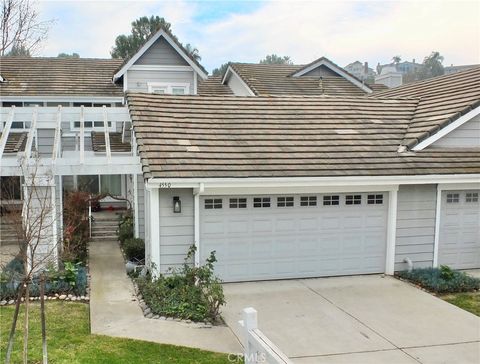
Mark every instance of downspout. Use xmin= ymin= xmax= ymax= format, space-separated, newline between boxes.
xmin=193 ymin=182 xmax=204 ymax=267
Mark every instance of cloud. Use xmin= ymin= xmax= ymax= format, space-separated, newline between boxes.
xmin=37 ymin=0 xmax=479 ymax=72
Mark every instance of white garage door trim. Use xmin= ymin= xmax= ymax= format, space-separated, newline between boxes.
xmin=200 ymin=192 xmax=390 ymax=282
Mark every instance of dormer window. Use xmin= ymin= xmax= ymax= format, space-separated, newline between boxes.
xmin=147 ymin=82 xmax=190 ymax=95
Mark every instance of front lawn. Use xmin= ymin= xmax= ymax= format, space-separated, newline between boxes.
xmin=0 ymin=302 xmax=230 ymax=363
xmin=442 ymin=292 xmax=480 ymax=316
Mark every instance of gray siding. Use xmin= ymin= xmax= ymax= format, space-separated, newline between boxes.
xmin=430 ymin=114 xmax=480 ymax=148
xmin=37 ymin=129 xmax=55 ymax=156
xmin=227 ymin=73 xmax=253 ymax=96
xmin=302 ymin=65 xmax=340 ymax=78
xmin=126 ymin=69 xmax=194 ymax=94
xmin=159 ymin=188 xmax=194 ymax=273
xmin=135 ymin=37 xmax=188 ymax=66
xmin=137 ymin=175 xmax=145 ymax=239
xmin=395 ymin=184 xmax=437 ymax=271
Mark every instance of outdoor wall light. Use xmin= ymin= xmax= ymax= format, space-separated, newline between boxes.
xmin=173 ymin=196 xmax=181 ymax=213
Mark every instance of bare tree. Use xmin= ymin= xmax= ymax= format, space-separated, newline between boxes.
xmin=2 ymin=158 xmax=60 ymax=364
xmin=1 ymin=0 xmax=54 ymax=56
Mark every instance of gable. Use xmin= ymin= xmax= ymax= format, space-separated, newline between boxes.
xmin=429 ymin=114 xmax=480 ymax=148
xmin=134 ymin=36 xmax=188 ymax=66
xmin=301 ymin=64 xmax=340 ymax=78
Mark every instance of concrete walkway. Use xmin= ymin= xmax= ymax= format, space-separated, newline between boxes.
xmin=89 ymin=238 xmax=241 ymax=354
xmin=223 ymin=275 xmax=480 ymax=364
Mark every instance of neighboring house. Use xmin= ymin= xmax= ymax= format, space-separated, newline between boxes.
xmin=1 ymin=27 xmax=479 ymax=282
xmin=377 ymin=59 xmax=424 ymax=76
xmin=444 ymin=64 xmax=479 ymax=75
xmin=344 ymin=61 xmax=376 ymax=81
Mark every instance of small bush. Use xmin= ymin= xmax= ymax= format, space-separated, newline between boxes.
xmin=135 ymin=245 xmax=225 ymax=322
xmin=118 ymin=213 xmax=134 ymax=244
xmin=62 ymin=191 xmax=91 ymax=263
xmin=397 ymin=266 xmax=480 ymax=294
xmin=123 ymin=238 xmax=145 ymax=262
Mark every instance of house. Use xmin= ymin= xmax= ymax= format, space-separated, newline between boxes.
xmin=344 ymin=61 xmax=376 ymax=81
xmin=377 ymin=59 xmax=424 ymax=76
xmin=1 ymin=27 xmax=479 ymax=282
xmin=444 ymin=64 xmax=480 ymax=75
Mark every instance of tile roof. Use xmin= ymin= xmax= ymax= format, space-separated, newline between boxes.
xmin=372 ymin=67 xmax=480 ymax=148
xmin=228 ymin=63 xmax=368 ymax=96
xmin=128 ymin=93 xmax=480 ymax=179
xmin=0 ymin=132 xmax=27 ymax=153
xmin=0 ymin=57 xmax=123 ymax=97
xmin=197 ymin=76 xmax=233 ymax=95
xmin=91 ymin=132 xmax=131 ymax=152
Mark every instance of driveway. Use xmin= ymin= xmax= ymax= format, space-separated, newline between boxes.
xmin=222 ymin=275 xmax=480 ymax=363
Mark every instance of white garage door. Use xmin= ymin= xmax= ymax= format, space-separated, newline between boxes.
xmin=200 ymin=192 xmax=388 ymax=282
xmin=439 ymin=190 xmax=480 ymax=269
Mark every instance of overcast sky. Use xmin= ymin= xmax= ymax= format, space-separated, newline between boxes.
xmin=37 ymin=0 xmax=480 ymax=72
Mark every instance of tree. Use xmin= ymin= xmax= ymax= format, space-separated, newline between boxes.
xmin=1 ymin=0 xmax=54 ymax=56
xmin=5 ymin=43 xmax=30 ymax=56
xmin=184 ymin=43 xmax=201 ymax=61
xmin=57 ymin=52 xmax=79 ymax=58
xmin=392 ymin=55 xmax=401 ymax=64
xmin=110 ymin=16 xmax=172 ymax=59
xmin=212 ymin=62 xmax=231 ymax=77
xmin=420 ymin=51 xmax=444 ymax=79
xmin=259 ymin=54 xmax=293 ymax=65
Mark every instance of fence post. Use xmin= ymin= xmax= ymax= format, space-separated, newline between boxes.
xmin=240 ymin=307 xmax=258 ymax=364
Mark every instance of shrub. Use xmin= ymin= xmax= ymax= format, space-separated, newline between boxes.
xmin=62 ymin=191 xmax=91 ymax=263
xmin=118 ymin=213 xmax=134 ymax=245
xmin=397 ymin=266 xmax=480 ymax=294
xmin=123 ymin=238 xmax=145 ymax=262
xmin=135 ymin=245 xmax=225 ymax=322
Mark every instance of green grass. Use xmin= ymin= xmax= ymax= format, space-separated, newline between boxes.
xmin=0 ymin=302 xmax=232 ymax=363
xmin=443 ymin=292 xmax=480 ymax=317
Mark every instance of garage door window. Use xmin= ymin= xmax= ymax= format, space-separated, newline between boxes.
xmin=205 ymin=199 xmax=222 ymax=209
xmin=229 ymin=198 xmax=247 ymax=208
xmin=367 ymin=194 xmax=383 ymax=205
xmin=300 ymin=196 xmax=317 ymax=206
xmin=253 ymin=197 xmax=270 ymax=208
xmin=277 ymin=197 xmax=294 ymax=207
xmin=446 ymin=193 xmax=459 ymax=203
xmin=466 ymin=193 xmax=478 ymax=203
xmin=345 ymin=195 xmax=362 ymax=205
xmin=323 ymin=195 xmax=340 ymax=206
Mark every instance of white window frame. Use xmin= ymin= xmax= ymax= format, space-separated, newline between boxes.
xmin=147 ymin=82 xmax=190 ymax=95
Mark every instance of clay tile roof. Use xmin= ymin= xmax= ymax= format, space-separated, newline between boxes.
xmin=0 ymin=57 xmax=123 ymax=97
xmin=372 ymin=66 xmax=480 ymax=148
xmin=229 ymin=63 xmax=368 ymax=97
xmin=91 ymin=132 xmax=131 ymax=152
xmin=0 ymin=132 xmax=27 ymax=153
xmin=197 ymin=76 xmax=233 ymax=95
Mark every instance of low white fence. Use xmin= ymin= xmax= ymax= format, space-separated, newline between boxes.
xmin=238 ymin=307 xmax=292 ymax=364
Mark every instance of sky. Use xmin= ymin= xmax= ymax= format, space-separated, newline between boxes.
xmin=36 ymin=0 xmax=480 ymax=72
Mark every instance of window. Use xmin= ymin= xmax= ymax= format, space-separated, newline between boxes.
xmin=2 ymin=101 xmax=22 ymax=107
xmin=24 ymin=102 xmax=43 ymax=107
xmin=253 ymin=197 xmax=270 ymax=208
xmin=100 ymin=175 xmax=122 ymax=196
xmin=345 ymin=195 xmax=362 ymax=205
xmin=73 ymin=121 xmax=112 ymax=129
xmin=367 ymin=194 xmax=383 ymax=205
xmin=205 ymin=198 xmax=222 ymax=209
xmin=147 ymin=82 xmax=190 ymax=95
xmin=277 ymin=196 xmax=294 ymax=207
xmin=446 ymin=193 xmax=459 ymax=203
xmin=11 ymin=121 xmax=25 ymax=129
xmin=78 ymin=175 xmax=99 ymax=194
xmin=300 ymin=196 xmax=317 ymax=206
xmin=46 ymin=102 xmax=71 ymax=107
xmin=466 ymin=192 xmax=478 ymax=203
xmin=0 ymin=176 xmax=22 ymax=200
xmin=323 ymin=195 xmax=340 ymax=206
xmin=73 ymin=102 xmax=93 ymax=107
xmin=229 ymin=198 xmax=247 ymax=208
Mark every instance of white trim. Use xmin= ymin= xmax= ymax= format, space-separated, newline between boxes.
xmin=0 ymin=106 xmax=15 ymax=160
xmin=221 ymin=66 xmax=256 ymax=96
xmin=79 ymin=106 xmax=85 ymax=164
xmin=58 ymin=175 xmax=64 ymax=247
xmin=112 ymin=29 xmax=208 ymax=81
xmin=123 ymin=71 xmax=128 ymax=93
xmin=147 ymin=174 xmax=480 ymax=189
xmin=129 ymin=65 xmax=192 ymax=72
xmin=385 ymin=187 xmax=399 ymax=274
xmin=134 ymin=174 xmax=139 ymax=238
xmin=433 ymin=185 xmax=442 ymax=267
xmin=0 ymin=96 xmax=123 ymax=103
xmin=24 ymin=106 xmax=38 ymax=159
xmin=412 ymin=106 xmax=480 ymax=151
xmin=52 ymin=106 xmax=62 ymax=161
xmin=290 ymin=58 xmax=373 ymax=93
xmin=0 ymin=75 xmax=4 ymax=82
xmin=102 ymin=106 xmax=112 ymax=162
xmin=147 ymin=82 xmax=190 ymax=95
xmin=194 ymin=193 xmax=200 ymax=266
xmin=51 ymin=181 xmax=58 ymax=264
xmin=193 ymin=71 xmax=198 ymax=95
xmin=148 ymin=187 xmax=161 ymax=274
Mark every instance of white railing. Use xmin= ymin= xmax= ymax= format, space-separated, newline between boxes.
xmin=238 ymin=307 xmax=292 ymax=364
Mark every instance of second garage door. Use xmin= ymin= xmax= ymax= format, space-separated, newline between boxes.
xmin=200 ymin=192 xmax=388 ymax=282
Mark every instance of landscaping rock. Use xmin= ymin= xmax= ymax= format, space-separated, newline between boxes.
xmin=59 ymin=294 xmax=67 ymax=300
xmin=80 ymin=296 xmax=85 ymax=300
xmin=153 ymin=315 xmax=159 ymax=319
xmin=185 ymin=319 xmax=192 ymax=324
xmin=159 ymin=316 xmax=166 ymax=320
xmin=8 ymin=300 xmax=14 ymax=305
xmin=143 ymin=307 xmax=151 ymax=315
xmin=71 ymin=297 xmax=77 ymax=301
xmin=0 ymin=300 xmax=7 ymax=306
xmin=146 ymin=313 xmax=153 ymax=319
xmin=67 ymin=294 xmax=73 ymax=299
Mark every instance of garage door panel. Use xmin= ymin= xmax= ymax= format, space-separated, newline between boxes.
xmin=439 ymin=190 xmax=480 ymax=270
xmin=200 ymin=193 xmax=388 ymax=282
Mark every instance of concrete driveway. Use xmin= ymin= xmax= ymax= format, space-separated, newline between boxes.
xmin=222 ymin=275 xmax=480 ymax=364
